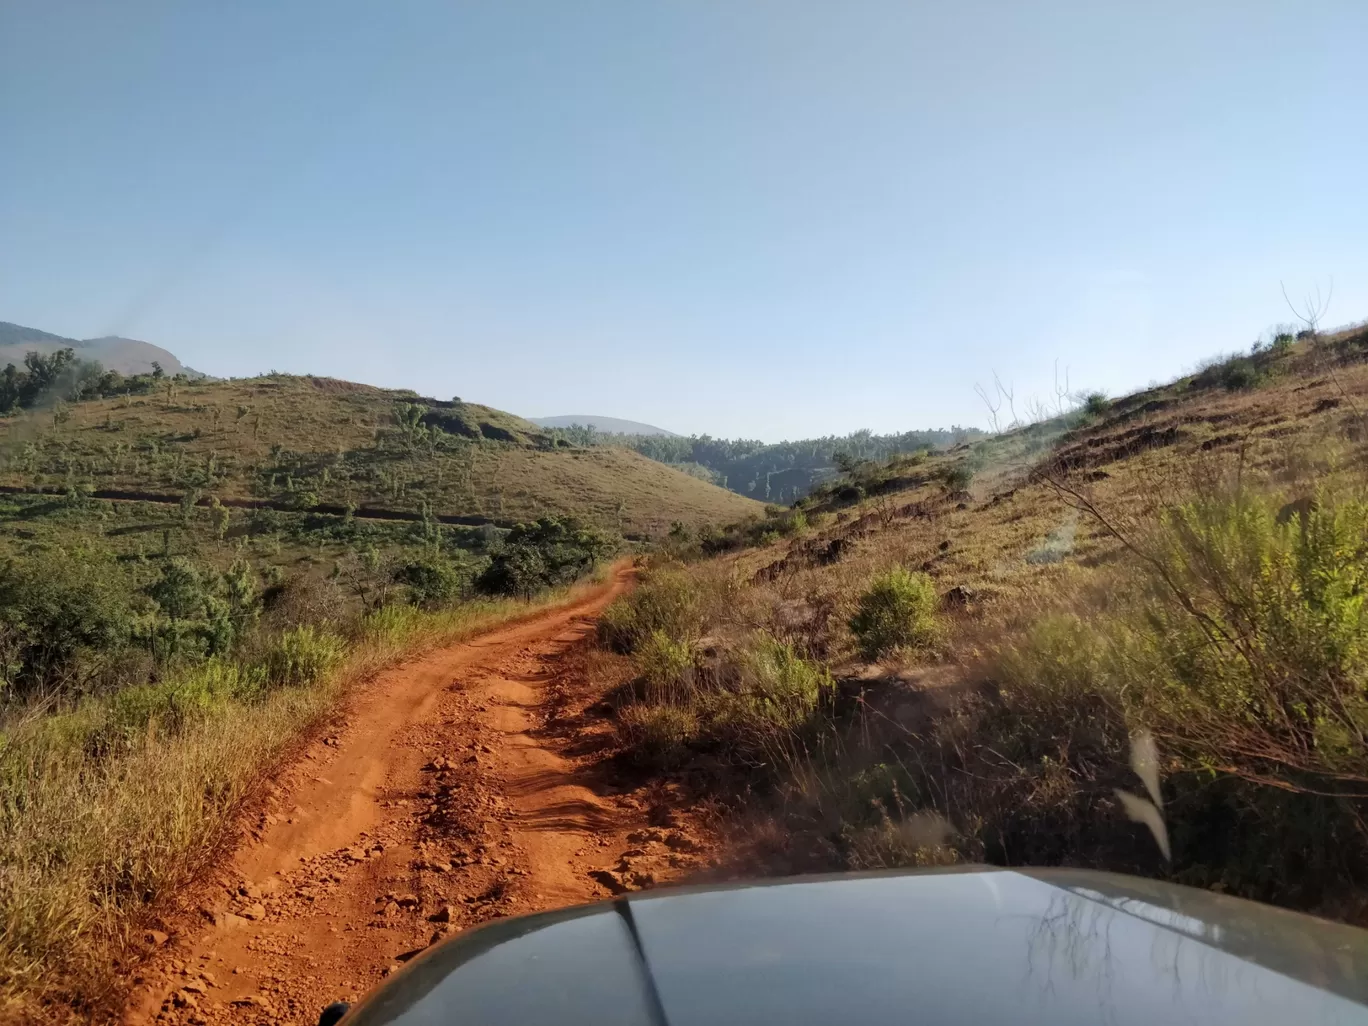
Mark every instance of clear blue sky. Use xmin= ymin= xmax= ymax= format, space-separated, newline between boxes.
xmin=2 ymin=2 xmax=1365 ymax=441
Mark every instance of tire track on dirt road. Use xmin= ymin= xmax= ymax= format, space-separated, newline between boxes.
xmin=124 ymin=565 xmax=716 ymax=1026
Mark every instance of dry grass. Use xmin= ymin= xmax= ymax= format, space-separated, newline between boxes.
xmin=0 ymin=374 xmax=762 ymax=536
xmin=603 ymin=328 xmax=1368 ymax=921
xmin=0 ymin=582 xmax=596 ymax=1023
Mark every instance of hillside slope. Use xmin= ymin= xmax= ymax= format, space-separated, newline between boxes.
xmin=0 ymin=373 xmax=763 ymax=536
xmin=599 ymin=321 xmax=1368 ymax=921
xmin=0 ymin=321 xmax=195 ymax=376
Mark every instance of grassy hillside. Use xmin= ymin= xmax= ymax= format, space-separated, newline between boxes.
xmin=598 ymin=321 xmax=1368 ymax=923
xmin=0 ymin=373 xmax=762 ymax=537
xmin=0 ymin=368 xmax=759 ymax=1021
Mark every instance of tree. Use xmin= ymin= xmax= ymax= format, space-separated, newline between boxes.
xmin=396 ymin=557 xmax=465 ymax=609
xmin=393 ymin=402 xmax=428 ymax=445
xmin=0 ymin=554 xmax=133 ymax=696
xmin=1281 ymin=278 xmax=1334 ymax=338
xmin=149 ymin=558 xmax=209 ymax=622
xmin=476 ymin=516 xmax=614 ymax=598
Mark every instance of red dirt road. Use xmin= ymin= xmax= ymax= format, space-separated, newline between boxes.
xmin=125 ymin=566 xmax=713 ymax=1026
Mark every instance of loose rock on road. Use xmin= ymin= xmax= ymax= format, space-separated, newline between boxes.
xmin=124 ymin=566 xmax=715 ymax=1026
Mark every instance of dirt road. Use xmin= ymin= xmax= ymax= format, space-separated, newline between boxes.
xmin=125 ymin=566 xmax=714 ymax=1026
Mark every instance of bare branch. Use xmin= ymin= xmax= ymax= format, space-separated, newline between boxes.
xmin=994 ymin=372 xmax=1019 ymax=430
xmin=974 ymin=380 xmax=1003 ymax=434
xmin=1282 ymin=276 xmax=1335 ymax=335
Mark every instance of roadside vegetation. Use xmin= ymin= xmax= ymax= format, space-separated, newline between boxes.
xmin=598 ymin=320 xmax=1368 ymax=921
xmin=0 ymin=353 xmax=635 ymax=1021
xmin=0 ymin=502 xmax=614 ymax=1019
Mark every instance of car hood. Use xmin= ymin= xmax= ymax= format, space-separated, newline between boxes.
xmin=343 ymin=867 xmax=1368 ymax=1025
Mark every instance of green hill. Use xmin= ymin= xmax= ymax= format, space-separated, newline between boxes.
xmin=0 ymin=372 xmax=762 ymax=537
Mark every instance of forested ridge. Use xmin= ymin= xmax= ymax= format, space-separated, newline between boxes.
xmin=552 ymin=424 xmax=984 ymax=502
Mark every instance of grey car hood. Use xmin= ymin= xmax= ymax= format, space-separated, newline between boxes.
xmin=344 ymin=867 xmax=1368 ymax=1025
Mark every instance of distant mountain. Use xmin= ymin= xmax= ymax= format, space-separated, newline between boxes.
xmin=530 ymin=415 xmax=678 ymax=436
xmin=0 ymin=321 xmax=203 ymax=377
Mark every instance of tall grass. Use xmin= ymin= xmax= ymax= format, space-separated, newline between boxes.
xmin=606 ymin=474 xmax=1368 ymax=920
xmin=848 ymin=484 xmax=1368 ymax=913
xmin=968 ymin=488 xmax=1368 ymax=900
xmin=0 ymin=586 xmax=589 ymax=1022
xmin=601 ymin=565 xmax=834 ymax=772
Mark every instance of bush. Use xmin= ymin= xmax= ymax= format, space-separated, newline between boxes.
xmin=726 ymin=634 xmax=833 ymax=732
xmin=0 ymin=555 xmax=133 ymax=699
xmin=597 ymin=568 xmax=703 ymax=654
xmin=262 ymin=572 xmax=345 ymax=629
xmin=836 ymin=484 xmax=866 ymax=503
xmin=982 ymin=490 xmax=1368 ymax=905
xmin=147 ymin=558 xmax=258 ymax=660
xmin=476 ymin=544 xmax=548 ymax=599
xmin=637 ymin=630 xmax=696 ymax=705
xmin=624 ymin=629 xmax=833 ymax=764
xmin=1194 ymin=354 xmax=1270 ymax=392
xmin=620 ymin=704 xmax=698 ymax=769
xmin=1121 ymin=493 xmax=1368 ymax=785
xmin=396 ymin=557 xmax=465 ymax=609
xmin=476 ymin=516 xmax=613 ymax=598
xmin=1082 ymin=391 xmax=1110 ymax=417
xmin=938 ymin=463 xmax=973 ymax=493
xmin=105 ymin=660 xmax=268 ymax=744
xmin=258 ymin=626 xmax=344 ymax=687
xmin=849 ymin=568 xmax=941 ymax=659
xmin=775 ymin=510 xmax=808 ymax=536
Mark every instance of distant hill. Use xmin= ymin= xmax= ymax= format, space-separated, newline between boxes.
xmin=0 ymin=373 xmax=762 ymax=537
xmin=530 ymin=415 xmax=678 ymax=436
xmin=0 ymin=321 xmax=202 ymax=377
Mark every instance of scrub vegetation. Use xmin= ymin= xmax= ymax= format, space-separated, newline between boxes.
xmin=0 ymin=371 xmax=762 ymax=538
xmin=550 ymin=423 xmax=984 ymax=504
xmin=0 ymin=360 xmax=675 ymax=1018
xmin=598 ymin=319 xmax=1368 ymax=921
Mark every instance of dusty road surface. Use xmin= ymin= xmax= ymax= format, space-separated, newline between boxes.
xmin=125 ymin=566 xmax=715 ymax=1026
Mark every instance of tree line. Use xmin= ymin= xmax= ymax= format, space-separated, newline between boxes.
xmin=0 ymin=347 xmax=173 ymax=415
xmin=551 ymin=424 xmax=984 ymax=503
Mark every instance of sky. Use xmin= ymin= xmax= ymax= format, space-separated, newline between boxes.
xmin=2 ymin=1 xmax=1366 ymax=442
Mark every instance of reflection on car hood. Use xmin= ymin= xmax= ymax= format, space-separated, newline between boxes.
xmin=344 ymin=867 xmax=1368 ymax=1026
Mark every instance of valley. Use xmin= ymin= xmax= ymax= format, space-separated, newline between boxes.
xmin=6 ymin=322 xmax=1368 ymax=1025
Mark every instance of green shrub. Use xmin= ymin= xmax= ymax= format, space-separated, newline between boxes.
xmin=637 ymin=630 xmax=696 ymax=704
xmin=105 ymin=659 xmax=268 ymax=743
xmin=396 ymin=557 xmax=465 ymax=609
xmin=727 ymin=634 xmax=833 ymax=731
xmin=1082 ymin=391 xmax=1110 ymax=417
xmin=981 ymin=490 xmax=1368 ymax=905
xmin=775 ymin=510 xmax=808 ymax=536
xmin=849 ymin=568 xmax=941 ymax=659
xmin=1123 ymin=493 xmax=1368 ymax=781
xmin=258 ymin=626 xmax=344 ymax=687
xmin=620 ymin=704 xmax=698 ymax=769
xmin=475 ymin=544 xmax=548 ymax=599
xmin=938 ymin=463 xmax=973 ymax=492
xmin=0 ymin=554 xmax=133 ymax=699
xmin=1194 ymin=354 xmax=1270 ymax=392
xmin=597 ymin=568 xmax=702 ymax=654
xmin=476 ymin=516 xmax=613 ymax=598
